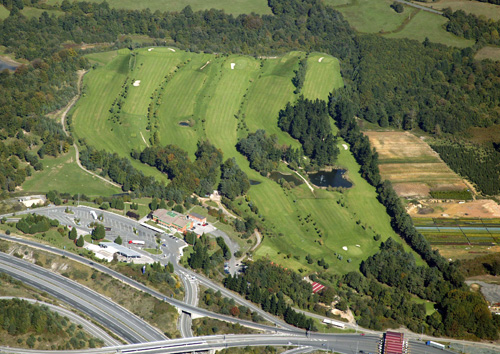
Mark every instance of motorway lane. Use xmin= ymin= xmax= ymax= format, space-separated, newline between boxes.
xmin=0 ymin=297 xmax=120 ymax=346
xmin=0 ymin=253 xmax=166 ymax=343
xmin=0 ymin=333 xmax=451 ymax=354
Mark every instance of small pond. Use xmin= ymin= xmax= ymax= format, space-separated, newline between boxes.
xmin=0 ymin=59 xmax=16 ymax=71
xmin=249 ymin=180 xmax=261 ymax=186
xmin=308 ymin=169 xmax=352 ymax=188
xmin=178 ymin=121 xmax=190 ymax=127
xmin=269 ymin=171 xmax=303 ymax=186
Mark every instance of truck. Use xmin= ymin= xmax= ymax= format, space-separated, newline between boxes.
xmin=128 ymin=240 xmax=145 ymax=245
xmin=322 ymin=318 xmax=346 ymax=329
xmin=426 ymin=341 xmax=445 ymax=350
xmin=90 ymin=210 xmax=97 ymax=220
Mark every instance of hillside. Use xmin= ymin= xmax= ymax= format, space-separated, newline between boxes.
xmin=71 ymin=48 xmax=420 ymax=274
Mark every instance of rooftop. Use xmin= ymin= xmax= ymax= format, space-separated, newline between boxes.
xmin=153 ymin=209 xmax=191 ymax=228
xmin=189 ymin=212 xmax=206 ymax=220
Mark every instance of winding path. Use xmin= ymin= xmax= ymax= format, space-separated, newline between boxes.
xmin=293 ymin=171 xmax=315 ymax=193
xmin=394 ymin=0 xmax=443 ymax=15
xmin=60 ymin=70 xmax=121 ymax=188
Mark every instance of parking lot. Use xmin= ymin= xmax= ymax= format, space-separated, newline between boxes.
xmin=190 ymin=222 xmax=216 ymax=235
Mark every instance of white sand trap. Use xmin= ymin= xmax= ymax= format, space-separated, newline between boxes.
xmin=231 ymin=63 xmax=235 ymax=70
xmin=133 ymin=80 xmax=141 ymax=87
xmin=342 ymin=246 xmax=348 ymax=251
xmin=318 ymin=57 xmax=324 ymax=62
xmin=168 ymin=48 xmax=176 ymax=52
xmin=356 ymin=244 xmax=361 ymax=248
xmin=200 ymin=61 xmax=210 ymax=70
xmin=342 ymin=143 xmax=348 ymax=150
xmin=148 ymin=48 xmax=154 ymax=52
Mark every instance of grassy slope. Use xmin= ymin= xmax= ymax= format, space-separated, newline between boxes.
xmin=72 ymin=48 xmax=169 ymax=182
xmin=45 ymin=0 xmax=271 ymax=15
xmin=20 ymin=6 xmax=63 ymax=18
xmin=22 ymin=146 xmax=120 ymax=196
xmin=383 ymin=10 xmax=474 ymax=48
xmin=0 ymin=5 xmax=9 ymax=19
xmin=422 ymin=0 xmax=500 ymax=20
xmin=73 ymin=48 xmax=422 ymax=274
xmin=302 ymin=53 xmax=344 ymax=101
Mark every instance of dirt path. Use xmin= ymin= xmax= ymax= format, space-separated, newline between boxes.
xmin=60 ymin=70 xmax=121 ymax=188
xmin=140 ymin=131 xmax=150 ymax=147
xmin=250 ymin=229 xmax=261 ymax=252
xmin=293 ymin=171 xmax=315 ymax=194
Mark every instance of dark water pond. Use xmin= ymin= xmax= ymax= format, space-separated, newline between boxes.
xmin=0 ymin=59 xmax=16 ymax=71
xmin=269 ymin=171 xmax=303 ymax=186
xmin=178 ymin=121 xmax=189 ymax=126
xmin=249 ymin=180 xmax=261 ymax=186
xmin=308 ymin=169 xmax=352 ymax=188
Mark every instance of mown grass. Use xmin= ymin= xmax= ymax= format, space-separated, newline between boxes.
xmin=384 ymin=10 xmax=474 ymax=48
xmin=45 ymin=0 xmax=272 ymax=15
xmin=302 ymin=53 xmax=344 ymax=101
xmin=21 ymin=146 xmax=120 ymax=196
xmin=0 ymin=5 xmax=9 ymax=19
xmin=21 ymin=6 xmax=64 ymax=18
xmin=327 ymin=0 xmax=409 ymax=33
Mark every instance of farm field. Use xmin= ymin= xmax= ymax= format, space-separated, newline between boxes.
xmin=383 ymin=10 xmax=474 ymax=48
xmin=475 ymin=47 xmax=500 ymax=61
xmin=44 ymin=0 xmax=272 ymax=15
xmin=419 ymin=0 xmax=500 ymax=20
xmin=325 ymin=0 xmax=409 ymax=33
xmin=72 ymin=47 xmax=421 ymax=274
xmin=365 ymin=131 xmax=467 ymax=197
xmin=21 ymin=146 xmax=121 ymax=197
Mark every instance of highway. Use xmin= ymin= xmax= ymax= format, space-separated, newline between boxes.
xmin=0 ymin=333 xmax=455 ymax=354
xmin=0 ymin=207 xmax=493 ymax=353
xmin=0 ymin=252 xmax=166 ymax=344
xmin=0 ymin=297 xmax=120 ymax=346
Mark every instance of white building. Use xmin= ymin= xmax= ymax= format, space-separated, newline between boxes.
xmin=18 ymin=195 xmax=46 ymax=207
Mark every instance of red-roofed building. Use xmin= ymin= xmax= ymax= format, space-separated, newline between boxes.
xmin=311 ymin=282 xmax=325 ymax=294
xmin=384 ymin=331 xmax=406 ymax=354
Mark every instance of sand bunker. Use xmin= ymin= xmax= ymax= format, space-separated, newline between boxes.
xmin=133 ymin=80 xmax=141 ymax=87
xmin=148 ymin=48 xmax=154 ymax=52
xmin=319 ymin=57 xmax=324 ymax=62
xmin=200 ymin=61 xmax=210 ymax=70
xmin=231 ymin=63 xmax=235 ymax=69
xmin=342 ymin=144 xmax=348 ymax=150
xmin=342 ymin=246 xmax=348 ymax=251
xmin=168 ymin=48 xmax=176 ymax=52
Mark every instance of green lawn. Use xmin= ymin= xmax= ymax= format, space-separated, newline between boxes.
xmin=45 ymin=0 xmax=271 ymax=15
xmin=384 ymin=10 xmax=474 ymax=48
xmin=327 ymin=0 xmax=409 ymax=33
xmin=21 ymin=6 xmax=63 ymax=18
xmin=0 ymin=5 xmax=9 ymax=19
xmin=302 ymin=53 xmax=344 ymax=101
xmin=21 ymin=146 xmax=120 ymax=196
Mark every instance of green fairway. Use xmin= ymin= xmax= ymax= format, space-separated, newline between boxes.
xmin=45 ymin=0 xmax=271 ymax=15
xmin=21 ymin=146 xmax=121 ymax=196
xmin=302 ymin=53 xmax=344 ymax=101
xmin=384 ymin=10 xmax=474 ymax=48
xmin=71 ymin=47 xmax=419 ymax=274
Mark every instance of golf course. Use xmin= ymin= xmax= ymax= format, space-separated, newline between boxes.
xmin=71 ymin=47 xmax=419 ymax=274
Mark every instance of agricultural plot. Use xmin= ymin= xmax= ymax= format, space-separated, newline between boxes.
xmin=383 ymin=10 xmax=474 ymax=48
xmin=72 ymin=47 xmax=421 ymax=274
xmin=44 ymin=0 xmax=272 ymax=15
xmin=419 ymin=0 xmax=500 ymax=20
xmin=365 ymin=131 xmax=467 ymax=197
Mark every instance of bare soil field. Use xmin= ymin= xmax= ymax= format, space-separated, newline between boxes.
xmin=409 ymin=199 xmax=500 ymax=218
xmin=437 ymin=244 xmax=500 ymax=261
xmin=365 ymin=131 xmax=467 ymax=197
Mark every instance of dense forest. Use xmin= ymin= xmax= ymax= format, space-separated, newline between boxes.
xmin=445 ymin=9 xmax=500 ymax=45
xmin=278 ymin=97 xmax=339 ymax=167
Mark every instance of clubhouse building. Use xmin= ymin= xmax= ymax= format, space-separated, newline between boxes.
xmin=151 ymin=209 xmax=193 ymax=233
